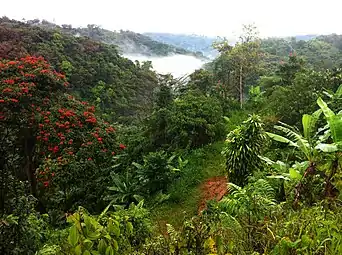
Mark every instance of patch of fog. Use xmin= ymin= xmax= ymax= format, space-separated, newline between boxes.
xmin=124 ymin=54 xmax=207 ymax=77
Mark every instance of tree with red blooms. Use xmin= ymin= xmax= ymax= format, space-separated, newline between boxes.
xmin=0 ymin=56 xmax=125 ymax=212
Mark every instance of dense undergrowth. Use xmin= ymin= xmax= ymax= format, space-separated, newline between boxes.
xmin=1 ymin=19 xmax=342 ymax=254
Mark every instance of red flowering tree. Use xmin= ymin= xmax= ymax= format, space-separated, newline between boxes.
xmin=0 ymin=56 xmax=125 ymax=212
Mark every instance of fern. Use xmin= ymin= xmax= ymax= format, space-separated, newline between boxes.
xmin=219 ymin=179 xmax=276 ymax=220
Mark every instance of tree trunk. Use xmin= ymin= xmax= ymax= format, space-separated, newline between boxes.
xmin=239 ymin=65 xmax=243 ymax=108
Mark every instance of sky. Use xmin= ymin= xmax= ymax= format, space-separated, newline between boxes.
xmin=1 ymin=0 xmax=341 ymax=38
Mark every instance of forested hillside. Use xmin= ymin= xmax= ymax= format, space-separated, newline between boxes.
xmin=1 ymin=18 xmax=342 ymax=255
xmin=0 ymin=17 xmax=161 ymax=122
xmin=24 ymin=18 xmax=204 ymax=58
xmin=146 ymin=31 xmax=342 ymax=70
xmin=261 ymin=35 xmax=342 ymax=69
xmin=144 ymin=32 xmax=218 ymax=58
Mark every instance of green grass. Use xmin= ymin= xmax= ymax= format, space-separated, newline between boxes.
xmin=151 ymin=141 xmax=226 ymax=232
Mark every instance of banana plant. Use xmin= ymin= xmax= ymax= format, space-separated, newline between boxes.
xmin=266 ymin=95 xmax=342 ymax=205
xmin=266 ymin=109 xmax=322 ymax=163
xmin=267 ymin=94 xmax=342 ymax=161
xmin=316 ymin=97 xmax=342 ymax=146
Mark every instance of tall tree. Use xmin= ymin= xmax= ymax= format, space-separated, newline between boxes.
xmin=231 ymin=24 xmax=262 ymax=107
xmin=214 ymin=24 xmax=262 ymax=107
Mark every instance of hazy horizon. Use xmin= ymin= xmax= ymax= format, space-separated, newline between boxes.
xmin=2 ymin=0 xmax=342 ymax=38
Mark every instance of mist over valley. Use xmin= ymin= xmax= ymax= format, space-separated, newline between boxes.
xmin=124 ymin=54 xmax=207 ymax=77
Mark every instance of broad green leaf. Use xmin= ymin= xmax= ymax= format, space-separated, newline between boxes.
xmin=104 ymin=234 xmax=112 ymax=240
xmin=266 ymin=132 xmax=298 ymax=147
xmin=74 ymin=245 xmax=82 ymax=255
xmin=328 ymin=115 xmax=342 ymax=143
xmin=87 ymin=231 xmax=101 ymax=240
xmin=127 ymin=222 xmax=133 ymax=234
xmin=267 ymin=175 xmax=290 ymax=181
xmin=83 ymin=250 xmax=91 ymax=255
xmin=105 ymin=246 xmax=114 ymax=255
xmin=302 ymin=114 xmax=312 ymax=140
xmin=83 ymin=239 xmax=93 ymax=250
xmin=113 ymin=240 xmax=119 ymax=252
xmin=335 ymin=84 xmax=342 ymax=97
xmin=289 ymin=168 xmax=302 ymax=180
xmin=317 ymin=97 xmax=334 ymax=118
xmin=108 ymin=220 xmax=120 ymax=237
xmin=68 ymin=225 xmax=79 ymax=247
xmin=97 ymin=239 xmax=107 ymax=254
xmin=83 ymin=215 xmax=92 ymax=229
xmin=274 ymin=125 xmax=311 ymax=159
xmin=315 ymin=143 xmax=338 ymax=152
xmin=132 ymin=162 xmax=143 ymax=169
xmin=292 ymin=161 xmax=310 ymax=171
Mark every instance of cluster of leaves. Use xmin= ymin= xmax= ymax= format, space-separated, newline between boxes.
xmin=105 ymin=151 xmax=184 ymax=207
xmin=222 ymin=115 xmax=267 ymax=186
xmin=0 ymin=192 xmax=60 ymax=255
xmin=37 ymin=202 xmax=152 ymax=255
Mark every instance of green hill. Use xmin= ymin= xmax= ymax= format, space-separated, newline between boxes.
xmin=0 ymin=17 xmax=159 ymax=122
xmin=25 ymin=19 xmax=204 ymax=58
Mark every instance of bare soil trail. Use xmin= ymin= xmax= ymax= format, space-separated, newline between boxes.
xmin=198 ymin=176 xmax=227 ymax=213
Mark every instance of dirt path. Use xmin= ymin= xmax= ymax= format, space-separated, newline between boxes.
xmin=198 ymin=176 xmax=227 ymax=213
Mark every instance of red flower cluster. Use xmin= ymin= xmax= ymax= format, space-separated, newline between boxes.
xmin=1 ymin=56 xmax=123 ymax=190
xmin=84 ymin=111 xmax=97 ymax=124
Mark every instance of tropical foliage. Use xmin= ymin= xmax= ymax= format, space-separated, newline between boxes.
xmin=1 ymin=17 xmax=342 ymax=255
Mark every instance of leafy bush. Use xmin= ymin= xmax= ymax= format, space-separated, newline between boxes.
xmin=168 ymin=92 xmax=225 ymax=149
xmin=270 ymin=203 xmax=342 ymax=255
xmin=38 ymin=203 xmax=152 ymax=255
xmin=223 ymin=115 xmax=267 ymax=186
xmin=105 ymin=151 xmax=186 ymax=207
xmin=133 ymin=151 xmax=183 ymax=195
xmin=0 ymin=193 xmax=65 ymax=255
xmin=105 ymin=171 xmax=145 ymax=207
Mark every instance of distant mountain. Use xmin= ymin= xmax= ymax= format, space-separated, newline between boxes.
xmin=143 ymin=33 xmax=319 ymax=59
xmin=294 ymin=34 xmax=318 ymax=41
xmin=23 ymin=19 xmax=205 ymax=58
xmin=144 ymin=33 xmax=219 ymax=59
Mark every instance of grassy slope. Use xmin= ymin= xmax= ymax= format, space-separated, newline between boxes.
xmin=151 ymin=142 xmax=226 ymax=232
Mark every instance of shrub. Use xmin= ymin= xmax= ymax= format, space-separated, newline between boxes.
xmin=133 ymin=151 xmax=182 ymax=195
xmin=223 ymin=115 xmax=267 ymax=186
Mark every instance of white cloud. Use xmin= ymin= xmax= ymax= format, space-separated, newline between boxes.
xmin=1 ymin=0 xmax=341 ymax=37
